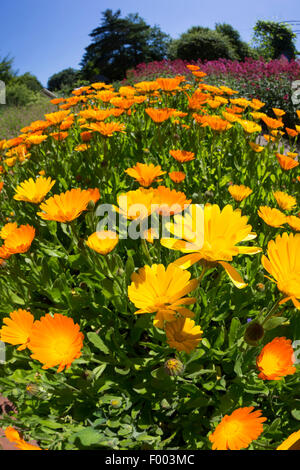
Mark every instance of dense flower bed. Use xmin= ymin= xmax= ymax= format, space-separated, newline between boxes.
xmin=0 ymin=68 xmax=299 ymax=450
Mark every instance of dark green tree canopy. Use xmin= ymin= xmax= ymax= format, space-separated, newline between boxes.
xmin=215 ymin=23 xmax=254 ymax=60
xmin=81 ymin=9 xmax=170 ymax=82
xmin=47 ymin=68 xmax=80 ymax=92
xmin=252 ymin=20 xmax=297 ymax=60
xmin=168 ymin=28 xmax=239 ymax=62
xmin=0 ymin=55 xmax=16 ymax=84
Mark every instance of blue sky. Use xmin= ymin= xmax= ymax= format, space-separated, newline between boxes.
xmin=1 ymin=0 xmax=300 ymax=86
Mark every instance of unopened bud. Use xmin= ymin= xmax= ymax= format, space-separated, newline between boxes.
xmin=164 ymin=358 xmax=184 ymax=376
xmin=244 ymin=321 xmax=264 ymax=346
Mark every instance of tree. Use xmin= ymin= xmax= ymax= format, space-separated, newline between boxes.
xmin=81 ymin=9 xmax=170 ymax=82
xmin=168 ymin=27 xmax=238 ymax=62
xmin=0 ymin=55 xmax=16 ymax=84
xmin=215 ymin=23 xmax=254 ymax=60
xmin=252 ymin=21 xmax=297 ymax=60
xmin=47 ymin=68 xmax=80 ymax=92
xmin=14 ymin=72 xmax=42 ymax=92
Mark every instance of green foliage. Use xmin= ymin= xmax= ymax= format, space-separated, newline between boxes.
xmin=215 ymin=23 xmax=256 ymax=60
xmin=252 ymin=21 xmax=297 ymax=60
xmin=13 ymin=72 xmax=43 ymax=92
xmin=5 ymin=82 xmax=41 ymax=107
xmin=81 ymin=9 xmax=170 ymax=82
xmin=47 ymin=68 xmax=82 ymax=93
xmin=0 ymin=55 xmax=16 ymax=84
xmin=168 ymin=28 xmax=239 ymax=62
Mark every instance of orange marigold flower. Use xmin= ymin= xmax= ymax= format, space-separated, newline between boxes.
xmin=258 ymin=206 xmax=286 ymax=228
xmin=193 ymin=114 xmax=232 ymax=132
xmin=14 ymin=176 xmax=56 ymax=204
xmin=0 ymin=245 xmax=12 ymax=260
xmin=0 ymin=181 xmax=3 ymax=193
xmin=25 ymin=135 xmax=48 ymax=145
xmin=261 ymin=232 xmax=300 ymax=309
xmin=256 ymin=337 xmax=296 ymax=380
xmin=117 ymin=188 xmax=159 ymax=220
xmin=86 ymin=188 xmax=101 ymax=204
xmin=0 ymin=222 xmax=18 ymax=240
xmin=165 ymin=317 xmax=203 ymax=353
xmin=145 ymin=108 xmax=174 ymax=123
xmin=134 ymin=81 xmax=160 ymax=93
xmin=228 ymin=184 xmax=253 ymax=202
xmin=230 ymin=98 xmax=252 ymax=108
xmin=277 ymin=430 xmax=300 ymax=450
xmin=249 ymin=142 xmax=264 ymax=152
xmin=81 ymin=131 xmax=93 ymax=142
xmin=286 ymin=215 xmax=300 ymax=232
xmin=285 ymin=127 xmax=298 ymax=137
xmin=249 ymin=99 xmax=265 ymax=110
xmin=37 ymin=188 xmax=92 ymax=222
xmin=273 ymin=108 xmax=285 ymax=117
xmin=261 ymin=116 xmax=284 ymax=129
xmin=50 ymin=131 xmax=68 ymax=141
xmin=276 ymin=153 xmax=299 ymax=170
xmin=0 ymin=309 xmax=35 ymax=351
xmin=169 ymin=171 xmax=186 ymax=183
xmin=5 ymin=427 xmax=42 ymax=451
xmin=192 ymin=71 xmax=207 ymax=79
xmin=86 ymin=230 xmax=118 ymax=255
xmin=128 ymin=263 xmax=198 ymax=329
xmin=4 ymin=225 xmax=35 ymax=254
xmin=169 ymin=149 xmax=195 ymax=162
xmin=155 ymin=185 xmax=191 ymax=216
xmin=209 ymin=407 xmax=267 ymax=450
xmin=273 ymin=191 xmax=296 ymax=211
xmin=84 ymin=121 xmax=125 ymax=136
xmin=125 ymin=163 xmax=166 ymax=187
xmin=156 ymin=77 xmax=182 ymax=92
xmin=45 ymin=110 xmax=70 ymax=125
xmin=186 ymin=64 xmax=200 ymax=71
xmin=28 ymin=313 xmax=84 ymax=372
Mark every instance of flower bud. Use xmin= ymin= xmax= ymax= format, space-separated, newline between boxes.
xmin=244 ymin=321 xmax=265 ymax=346
xmin=164 ymin=358 xmax=184 ymax=376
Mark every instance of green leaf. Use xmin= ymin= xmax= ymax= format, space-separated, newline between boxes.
xmin=263 ymin=316 xmax=287 ymax=330
xmin=228 ymin=317 xmax=241 ymax=348
xmin=291 ymin=409 xmax=300 ymax=421
xmin=74 ymin=428 xmax=102 ymax=446
xmin=87 ymin=332 xmax=110 ymax=354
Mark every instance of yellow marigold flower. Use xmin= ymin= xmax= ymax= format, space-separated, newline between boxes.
xmin=84 ymin=121 xmax=125 ymax=136
xmin=4 ymin=224 xmax=35 ymax=254
xmin=155 ymin=186 xmax=191 ymax=216
xmin=262 ymin=232 xmax=300 ymax=309
xmin=222 ymin=111 xmax=240 ymax=123
xmin=0 ymin=309 xmax=35 ymax=351
xmin=286 ymin=215 xmax=300 ymax=232
xmin=125 ymin=163 xmax=166 ymax=187
xmin=134 ymin=81 xmax=160 ymax=93
xmin=5 ymin=427 xmax=42 ymax=451
xmin=14 ymin=176 xmax=56 ymax=204
xmin=230 ymin=98 xmax=252 ymax=108
xmin=161 ymin=204 xmax=261 ymax=288
xmin=276 ymin=153 xmax=299 ymax=170
xmin=0 ymin=222 xmax=17 ymax=239
xmin=128 ymin=263 xmax=198 ymax=329
xmin=228 ymin=184 xmax=253 ymax=202
xmin=145 ymin=108 xmax=174 ymax=123
xmin=250 ymin=111 xmax=267 ymax=120
xmin=249 ymin=142 xmax=264 ymax=152
xmin=169 ymin=171 xmax=186 ymax=183
xmin=258 ymin=206 xmax=286 ymax=228
xmin=169 ymin=149 xmax=195 ymax=162
xmin=28 ymin=313 xmax=84 ymax=373
xmin=37 ymin=188 xmax=92 ymax=222
xmin=238 ymin=120 xmax=262 ymax=134
xmin=287 ymin=152 xmax=298 ymax=159
xmin=256 ymin=337 xmax=296 ymax=380
xmin=86 ymin=230 xmax=118 ymax=255
xmin=45 ymin=110 xmax=70 ymax=125
xmin=25 ymin=135 xmax=48 ymax=145
xmin=273 ymin=108 xmax=285 ymax=117
xmin=74 ymin=143 xmax=90 ymax=152
xmin=249 ymin=99 xmax=265 ymax=110
xmin=219 ymin=85 xmax=239 ymax=95
xmin=209 ymin=407 xmax=267 ymax=450
xmin=165 ymin=317 xmax=203 ymax=353
xmin=277 ymin=430 xmax=300 ymax=450
xmin=117 ymin=188 xmax=159 ymax=220
xmin=273 ymin=191 xmax=297 ymax=211
xmin=4 ymin=157 xmax=17 ymax=167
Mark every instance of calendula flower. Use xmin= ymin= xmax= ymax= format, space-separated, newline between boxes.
xmin=261 ymin=232 xmax=300 ymax=309
xmin=277 ymin=430 xmax=300 ymax=450
xmin=145 ymin=108 xmax=174 ymax=123
xmin=156 ymin=77 xmax=183 ymax=92
xmin=169 ymin=149 xmax=195 ymax=162
xmin=256 ymin=337 xmax=296 ymax=380
xmin=84 ymin=121 xmax=125 ymax=136
xmin=134 ymin=81 xmax=160 ymax=93
xmin=25 ymin=135 xmax=48 ymax=145
xmin=285 ymin=127 xmax=298 ymax=138
xmin=230 ymin=98 xmax=251 ymax=108
xmin=74 ymin=143 xmax=90 ymax=152
xmin=0 ymin=245 xmax=12 ymax=260
xmin=86 ymin=230 xmax=118 ymax=255
xmin=194 ymin=114 xmax=232 ymax=132
xmin=273 ymin=191 xmax=297 ymax=211
xmin=161 ymin=204 xmax=260 ymax=288
xmin=4 ymin=224 xmax=35 ymax=254
xmin=169 ymin=171 xmax=186 ymax=183
xmin=258 ymin=206 xmax=286 ymax=228
xmin=5 ymin=427 xmax=42 ymax=451
xmin=273 ymin=108 xmax=285 ymax=117
xmin=261 ymin=116 xmax=284 ymax=129
xmin=228 ymin=184 xmax=253 ymax=202
xmin=14 ymin=176 xmax=56 ymax=204
xmin=155 ymin=186 xmax=191 ymax=216
xmin=276 ymin=153 xmax=299 ymax=170
xmin=38 ymin=188 xmax=92 ymax=222
xmin=0 ymin=222 xmax=17 ymax=239
xmin=286 ymin=215 xmax=300 ymax=232
xmin=0 ymin=309 xmax=35 ymax=350
xmin=128 ymin=263 xmax=198 ymax=329
xmin=165 ymin=317 xmax=203 ymax=353
xmin=249 ymin=99 xmax=265 ymax=110
xmin=117 ymin=188 xmax=159 ymax=220
xmin=86 ymin=188 xmax=101 ymax=204
xmin=125 ymin=163 xmax=166 ymax=187
xmin=45 ymin=110 xmax=70 ymax=125
xmin=0 ymin=181 xmax=3 ymax=193
xmin=209 ymin=407 xmax=267 ymax=450
xmin=238 ymin=120 xmax=262 ymax=134
xmin=28 ymin=313 xmax=84 ymax=372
